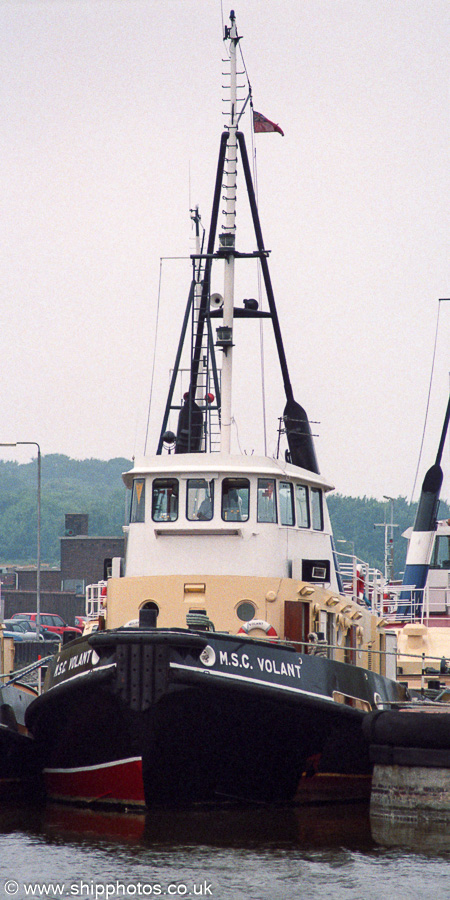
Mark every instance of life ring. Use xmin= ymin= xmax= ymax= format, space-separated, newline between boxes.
xmin=99 ymin=583 xmax=107 ymax=610
xmin=238 ymin=618 xmax=278 ymax=638
xmin=356 ymin=566 xmax=365 ymax=600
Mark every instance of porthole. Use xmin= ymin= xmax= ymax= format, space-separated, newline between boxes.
xmin=138 ymin=600 xmax=159 ymax=629
xmin=236 ymin=601 xmax=256 ymax=622
xmin=141 ymin=600 xmax=159 ymax=618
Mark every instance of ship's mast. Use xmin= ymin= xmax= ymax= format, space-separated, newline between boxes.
xmin=160 ymin=10 xmax=319 ymax=471
xmin=220 ymin=11 xmax=239 ymax=454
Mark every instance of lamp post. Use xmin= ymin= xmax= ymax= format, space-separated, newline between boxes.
xmin=375 ymin=496 xmax=398 ymax=582
xmin=337 ymin=538 xmax=355 ymax=558
xmin=0 ymin=442 xmax=41 ymax=637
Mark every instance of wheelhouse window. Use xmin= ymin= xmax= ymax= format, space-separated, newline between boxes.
xmin=311 ymin=488 xmax=324 ymax=531
xmin=279 ymin=482 xmax=295 ymax=526
xmin=222 ymin=478 xmax=249 ymax=522
xmin=430 ymin=535 xmax=450 ymax=570
xmin=295 ymin=484 xmax=310 ymax=528
xmin=257 ymin=478 xmax=277 ymax=523
xmin=130 ymin=478 xmax=146 ymax=523
xmin=186 ymin=478 xmax=214 ymax=521
xmin=152 ymin=478 xmax=179 ymax=522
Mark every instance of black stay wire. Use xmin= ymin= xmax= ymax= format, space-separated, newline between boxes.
xmin=410 ymin=299 xmax=448 ymax=504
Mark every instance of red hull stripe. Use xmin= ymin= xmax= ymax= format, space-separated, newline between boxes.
xmin=44 ymin=757 xmax=145 ymax=805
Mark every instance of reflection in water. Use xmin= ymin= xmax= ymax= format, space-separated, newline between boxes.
xmin=141 ymin=804 xmax=374 ymax=851
xmin=371 ymin=812 xmax=450 ymax=854
xmin=0 ymin=800 xmax=373 ymax=851
xmin=0 ymin=800 xmax=44 ymax=836
xmin=1 ymin=800 xmax=450 ymax=900
xmin=2 ymin=799 xmax=450 ymax=857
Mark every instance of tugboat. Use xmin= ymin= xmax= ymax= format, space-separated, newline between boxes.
xmin=363 ymin=394 xmax=450 ymax=825
xmin=0 ymin=633 xmax=41 ymax=799
xmin=385 ymin=393 xmax=450 ymax=692
xmin=26 ymin=11 xmax=408 ymax=810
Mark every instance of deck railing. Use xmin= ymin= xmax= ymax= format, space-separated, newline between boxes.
xmin=336 ymin=551 xmax=385 ymax=613
xmin=85 ymin=580 xmax=107 ymax=620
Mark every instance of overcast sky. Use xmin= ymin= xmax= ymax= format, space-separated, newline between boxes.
xmin=1 ymin=0 xmax=449 ymax=503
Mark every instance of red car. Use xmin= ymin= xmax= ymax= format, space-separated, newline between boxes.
xmin=12 ymin=612 xmax=82 ymax=640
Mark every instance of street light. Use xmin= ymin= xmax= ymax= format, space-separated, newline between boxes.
xmin=374 ymin=496 xmax=398 ymax=582
xmin=0 ymin=442 xmax=41 ymax=637
xmin=337 ymin=538 xmax=355 ymax=558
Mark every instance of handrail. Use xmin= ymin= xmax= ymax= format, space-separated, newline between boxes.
xmin=1 ymin=654 xmax=53 ymax=685
xmin=85 ymin=580 xmax=107 ymax=620
xmin=239 ymin=633 xmax=450 ymax=674
xmin=371 ymin=699 xmax=450 ymax=709
xmin=336 ymin=551 xmax=385 ymax=612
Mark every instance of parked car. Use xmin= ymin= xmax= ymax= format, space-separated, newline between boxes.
xmin=1 ymin=619 xmax=36 ymax=641
xmin=74 ymin=615 xmax=89 ymax=631
xmin=11 ymin=613 xmax=82 ymax=641
xmin=22 ymin=621 xmax=61 ymax=642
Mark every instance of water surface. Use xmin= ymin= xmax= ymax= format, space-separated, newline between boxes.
xmin=1 ymin=802 xmax=449 ymax=900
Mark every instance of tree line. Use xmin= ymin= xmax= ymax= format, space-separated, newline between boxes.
xmin=0 ymin=454 xmax=448 ymax=577
xmin=0 ymin=455 xmax=131 ymax=566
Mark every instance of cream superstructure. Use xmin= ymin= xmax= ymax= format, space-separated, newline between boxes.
xmin=101 ymin=453 xmax=393 ymax=679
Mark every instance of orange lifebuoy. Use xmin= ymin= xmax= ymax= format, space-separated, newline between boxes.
xmin=238 ymin=618 xmax=278 ymax=638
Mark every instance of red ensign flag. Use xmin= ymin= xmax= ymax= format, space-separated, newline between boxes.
xmin=253 ymin=110 xmax=284 ymax=136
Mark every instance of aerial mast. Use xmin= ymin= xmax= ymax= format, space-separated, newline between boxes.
xmin=219 ymin=10 xmax=239 ymax=455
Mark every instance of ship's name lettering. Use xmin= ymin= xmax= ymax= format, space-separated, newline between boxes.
xmin=54 ymin=649 xmax=92 ymax=678
xmin=218 ymin=650 xmax=302 ymax=678
xmin=219 ymin=650 xmax=251 ymax=669
xmin=257 ymin=657 xmax=302 ymax=678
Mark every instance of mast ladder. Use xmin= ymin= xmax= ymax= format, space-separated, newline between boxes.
xmin=190 ymin=228 xmax=221 ymax=453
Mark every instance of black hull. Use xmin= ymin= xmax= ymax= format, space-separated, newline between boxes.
xmin=0 ymin=727 xmax=42 ymax=800
xmin=363 ymin=708 xmax=450 ymax=768
xmin=141 ymin=684 xmax=375 ymax=806
xmin=26 ymin=628 xmax=408 ymax=809
xmin=363 ymin=708 xmax=450 ymax=822
xmin=0 ymin=684 xmax=42 ymax=800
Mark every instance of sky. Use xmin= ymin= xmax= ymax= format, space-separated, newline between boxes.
xmin=1 ymin=0 xmax=449 ymax=502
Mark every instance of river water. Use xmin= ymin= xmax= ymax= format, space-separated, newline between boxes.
xmin=1 ymin=801 xmax=449 ymax=900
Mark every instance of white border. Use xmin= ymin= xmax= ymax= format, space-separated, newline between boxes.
xmin=44 ymin=756 xmax=141 ymax=775
xmin=47 ymin=662 xmax=116 ymax=692
xmin=170 ymin=662 xmax=336 ymax=704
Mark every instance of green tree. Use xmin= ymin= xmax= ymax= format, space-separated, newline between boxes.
xmin=0 ymin=456 xmax=131 ymax=565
